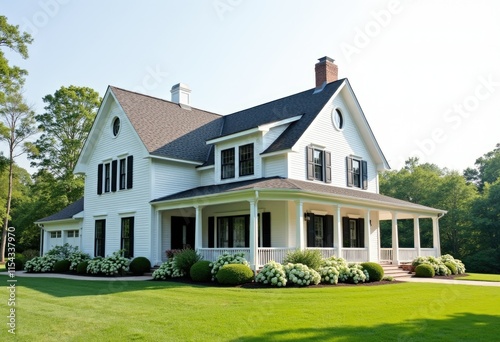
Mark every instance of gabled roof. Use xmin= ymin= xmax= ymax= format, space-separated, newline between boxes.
xmin=35 ymin=198 xmax=84 ymax=223
xmin=110 ymin=87 xmax=223 ymax=163
xmin=150 ymin=177 xmax=445 ymax=214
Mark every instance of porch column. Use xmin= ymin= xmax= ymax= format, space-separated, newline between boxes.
xmin=194 ymin=206 xmax=203 ymax=251
xmin=156 ymin=210 xmax=163 ymax=265
xmin=365 ymin=210 xmax=371 ymax=262
xmin=295 ymin=200 xmax=305 ymax=250
xmin=432 ymin=216 xmax=441 ymax=257
xmin=249 ymin=200 xmax=259 ymax=270
xmin=391 ymin=212 xmax=399 ymax=265
xmin=413 ymin=215 xmax=421 ymax=257
xmin=334 ymin=205 xmax=342 ymax=258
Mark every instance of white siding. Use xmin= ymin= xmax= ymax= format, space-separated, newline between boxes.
xmin=151 ymin=159 xmax=199 ymax=199
xmin=289 ymin=91 xmax=378 ymax=193
xmin=199 ymin=168 xmax=214 ymax=186
xmin=262 ymin=154 xmax=288 ymax=178
xmin=81 ymin=100 xmax=153 ymax=260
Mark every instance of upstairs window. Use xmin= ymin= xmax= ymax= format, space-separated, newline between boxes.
xmin=119 ymin=158 xmax=127 ymax=190
xmin=104 ymin=163 xmax=111 ymax=193
xmin=346 ymin=156 xmax=368 ymax=189
xmin=221 ymin=148 xmax=235 ymax=179
xmin=97 ymin=156 xmax=133 ymax=195
xmin=239 ymin=144 xmax=254 ymax=176
xmin=306 ymin=146 xmax=331 ymax=183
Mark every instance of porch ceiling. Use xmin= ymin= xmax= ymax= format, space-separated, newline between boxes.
xmin=151 ymin=177 xmax=445 ymax=216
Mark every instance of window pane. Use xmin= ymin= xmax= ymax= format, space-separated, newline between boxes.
xmin=314 ymin=216 xmax=324 ymax=247
xmin=104 ymin=163 xmax=110 ymax=192
xmin=233 ymin=217 xmax=246 ymax=247
xmin=119 ymin=158 xmax=126 ymax=190
xmin=239 ymin=144 xmax=254 ymax=176
xmin=313 ymin=150 xmax=323 ymax=181
xmin=217 ymin=218 xmax=229 ymax=247
xmin=221 ymin=148 xmax=235 ymax=179
xmin=352 ymin=160 xmax=361 ymax=187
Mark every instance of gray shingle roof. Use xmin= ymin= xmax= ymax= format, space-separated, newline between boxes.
xmin=151 ymin=177 xmax=444 ymax=213
xmin=36 ymin=198 xmax=84 ymax=223
xmin=110 ymin=86 xmax=223 ymax=163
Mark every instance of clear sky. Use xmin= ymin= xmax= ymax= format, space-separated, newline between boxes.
xmin=2 ymin=0 xmax=500 ymax=173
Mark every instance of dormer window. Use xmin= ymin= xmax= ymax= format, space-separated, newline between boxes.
xmin=239 ymin=144 xmax=254 ymax=176
xmin=221 ymin=148 xmax=235 ymax=179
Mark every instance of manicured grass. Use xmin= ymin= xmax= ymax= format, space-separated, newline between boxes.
xmin=0 ymin=276 xmax=498 ymax=341
xmin=456 ymin=273 xmax=500 ymax=282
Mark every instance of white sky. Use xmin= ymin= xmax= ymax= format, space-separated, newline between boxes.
xmin=2 ymin=0 xmax=500 ymax=173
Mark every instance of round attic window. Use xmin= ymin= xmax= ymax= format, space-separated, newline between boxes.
xmin=332 ymin=108 xmax=344 ymax=131
xmin=112 ymin=117 xmax=120 ymax=136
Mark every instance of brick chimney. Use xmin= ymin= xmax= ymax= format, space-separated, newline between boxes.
xmin=170 ymin=83 xmax=191 ymax=109
xmin=315 ymin=56 xmax=338 ymax=89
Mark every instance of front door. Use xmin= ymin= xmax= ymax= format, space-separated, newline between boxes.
xmin=171 ymin=216 xmax=195 ymax=249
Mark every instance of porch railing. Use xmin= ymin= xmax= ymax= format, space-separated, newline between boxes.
xmin=258 ymin=248 xmax=295 ymax=265
xmin=420 ymin=248 xmax=437 ymax=257
xmin=342 ymin=248 xmax=367 ymax=262
xmin=380 ymin=248 xmax=393 ymax=262
xmin=379 ymin=247 xmax=438 ymax=262
xmin=198 ymin=248 xmax=250 ymax=262
xmin=306 ymin=247 xmax=337 ymax=259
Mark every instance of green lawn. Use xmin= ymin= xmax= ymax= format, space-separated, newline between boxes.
xmin=456 ymin=273 xmax=500 ymax=282
xmin=0 ymin=276 xmax=498 ymax=341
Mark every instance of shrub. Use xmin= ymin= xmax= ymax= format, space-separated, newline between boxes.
xmin=190 ymin=260 xmax=212 ymax=282
xmin=129 ymin=257 xmax=152 ymax=276
xmin=411 ymin=256 xmax=450 ymax=276
xmin=15 ymin=253 xmax=26 ymax=263
xmin=284 ymin=263 xmax=321 ymax=286
xmin=255 ymin=261 xmax=287 ymax=287
xmin=444 ymin=262 xmax=458 ymax=275
xmin=165 ymin=249 xmax=182 ymax=260
xmin=152 ymin=259 xmax=185 ymax=280
xmin=320 ymin=256 xmax=347 ymax=269
xmin=440 ymin=254 xmax=465 ymax=274
xmin=68 ymin=251 xmax=91 ymax=272
xmin=174 ymin=249 xmax=202 ymax=275
xmin=53 ymin=260 xmax=71 ymax=273
xmin=338 ymin=264 xmax=369 ymax=284
xmin=463 ymin=248 xmax=500 ymax=274
xmin=46 ymin=243 xmax=79 ymax=260
xmin=415 ymin=264 xmax=435 ymax=277
xmin=210 ymin=252 xmax=249 ymax=280
xmin=25 ymin=255 xmax=59 ymax=273
xmin=22 ymin=249 xmax=40 ymax=261
xmin=77 ymin=261 xmax=89 ymax=274
xmin=318 ymin=265 xmax=339 ymax=284
xmin=14 ymin=258 xmax=24 ymax=271
xmin=87 ymin=251 xmax=130 ymax=276
xmin=361 ymin=262 xmax=384 ymax=282
xmin=216 ymin=264 xmax=254 ymax=285
xmin=382 ymin=276 xmax=395 ymax=281
xmin=283 ymin=249 xmax=322 ymax=271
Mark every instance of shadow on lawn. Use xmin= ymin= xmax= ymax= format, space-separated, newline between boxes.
xmin=16 ymin=277 xmax=199 ymax=297
xmin=231 ymin=313 xmax=500 ymax=342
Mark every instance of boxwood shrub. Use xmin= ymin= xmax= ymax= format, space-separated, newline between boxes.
xmin=361 ymin=262 xmax=384 ymax=282
xmin=129 ymin=256 xmax=151 ymax=275
xmin=216 ymin=264 xmax=254 ymax=285
xmin=77 ymin=261 xmax=89 ymax=274
xmin=14 ymin=258 xmax=24 ymax=271
xmin=53 ymin=259 xmax=71 ymax=273
xmin=190 ymin=260 xmax=212 ymax=282
xmin=415 ymin=264 xmax=435 ymax=277
xmin=444 ymin=261 xmax=458 ymax=275
xmin=174 ymin=249 xmax=202 ymax=274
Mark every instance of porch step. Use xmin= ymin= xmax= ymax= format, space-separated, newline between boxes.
xmin=381 ymin=264 xmax=412 ymax=279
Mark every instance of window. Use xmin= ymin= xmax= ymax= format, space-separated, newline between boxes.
xmin=67 ymin=230 xmax=79 ymax=238
xmin=239 ymin=144 xmax=254 ymax=176
xmin=95 ymin=220 xmax=106 ymax=257
xmin=217 ymin=215 xmax=249 ymax=248
xmin=121 ymin=217 xmax=134 ymax=258
xmin=342 ymin=217 xmax=365 ymax=248
xmin=332 ymin=108 xmax=344 ymax=130
xmin=346 ymin=157 xmax=368 ymax=189
xmin=306 ymin=214 xmax=333 ymax=247
xmin=221 ymin=148 xmax=235 ymax=179
xmin=112 ymin=117 xmax=120 ymax=136
xmin=306 ymin=146 xmax=331 ymax=183
xmin=50 ymin=231 xmax=62 ymax=238
xmin=314 ymin=216 xmax=324 ymax=247
xmin=119 ymin=158 xmax=127 ymax=190
xmin=104 ymin=163 xmax=111 ymax=193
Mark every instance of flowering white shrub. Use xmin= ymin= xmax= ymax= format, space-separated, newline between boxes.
xmin=284 ymin=263 xmax=320 ymax=286
xmin=68 ymin=251 xmax=91 ymax=271
xmin=210 ymin=252 xmax=249 ymax=281
xmin=318 ymin=265 xmax=340 ymax=284
xmin=87 ymin=251 xmax=130 ymax=276
xmin=320 ymin=256 xmax=347 ymax=269
xmin=25 ymin=255 xmax=59 ymax=273
xmin=412 ymin=256 xmax=451 ymax=276
xmin=152 ymin=259 xmax=186 ymax=280
xmin=440 ymin=254 xmax=466 ymax=274
xmin=338 ymin=263 xmax=369 ymax=284
xmin=255 ymin=261 xmax=287 ymax=287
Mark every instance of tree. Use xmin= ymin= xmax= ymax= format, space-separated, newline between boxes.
xmin=465 ymin=143 xmax=500 ymax=191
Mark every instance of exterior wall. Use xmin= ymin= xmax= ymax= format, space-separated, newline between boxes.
xmin=289 ymin=91 xmax=379 ymax=193
xmin=199 ymin=168 xmax=214 ymax=186
xmin=262 ymin=154 xmax=288 ymax=178
xmin=151 ymin=159 xmax=200 ymax=199
xmin=81 ymin=100 xmax=153 ymax=260
xmin=42 ymin=220 xmax=82 ymax=253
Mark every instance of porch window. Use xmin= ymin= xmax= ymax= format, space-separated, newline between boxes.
xmin=94 ymin=219 xmax=106 ymax=257
xmin=342 ymin=217 xmax=365 ymax=248
xmin=346 ymin=156 xmax=368 ymax=189
xmin=239 ymin=143 xmax=254 ymax=176
xmin=221 ymin=148 xmax=235 ymax=179
xmin=121 ymin=217 xmax=134 ymax=258
xmin=306 ymin=214 xmax=333 ymax=247
xmin=217 ymin=215 xmax=249 ymax=248
xmin=306 ymin=146 xmax=332 ymax=183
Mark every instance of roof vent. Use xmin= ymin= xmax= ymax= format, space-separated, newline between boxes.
xmin=170 ymin=83 xmax=191 ymax=109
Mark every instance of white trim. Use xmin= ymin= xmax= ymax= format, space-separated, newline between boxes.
xmin=207 ymin=128 xmax=260 ymax=144
xmin=148 ymin=154 xmax=203 ymax=165
xmin=260 ymin=149 xmax=293 ymax=158
xmin=118 ymin=210 xmax=137 ymax=216
xmin=196 ymin=164 xmax=215 ymax=171
xmin=258 ymin=115 xmax=303 ymax=132
xmin=310 ymin=210 xmax=328 ymax=216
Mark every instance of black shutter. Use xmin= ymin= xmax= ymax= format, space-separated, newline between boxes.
xmin=129 ymin=217 xmax=135 ymax=258
xmin=208 ymin=217 xmax=214 ymax=248
xmin=306 ymin=214 xmax=315 ymax=247
xmin=362 ymin=160 xmax=368 ymax=190
xmin=245 ymin=215 xmax=250 ymax=248
xmin=126 ymin=155 xmax=133 ymax=189
xmin=111 ymin=160 xmax=118 ymax=192
xmin=97 ymin=164 xmax=103 ymax=195
xmin=346 ymin=157 xmax=353 ymax=187
xmin=342 ymin=217 xmax=350 ymax=247
xmin=306 ymin=146 xmax=314 ymax=180
xmin=325 ymin=151 xmax=332 ymax=183
xmin=262 ymin=212 xmax=271 ymax=247
xmin=358 ymin=218 xmax=365 ymax=248
xmin=324 ymin=215 xmax=334 ymax=247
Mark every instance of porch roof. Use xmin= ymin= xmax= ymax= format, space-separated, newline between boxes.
xmin=151 ymin=177 xmax=445 ymax=214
